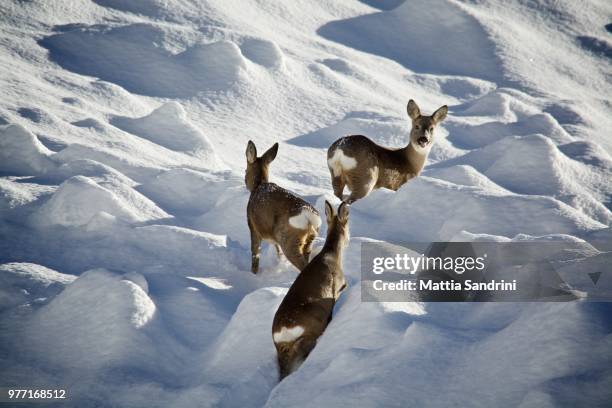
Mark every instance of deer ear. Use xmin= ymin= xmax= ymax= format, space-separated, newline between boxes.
xmin=325 ymin=200 xmax=334 ymax=224
xmin=407 ymin=99 xmax=421 ymax=120
xmin=432 ymin=105 xmax=448 ymax=123
xmin=338 ymin=202 xmax=350 ymax=223
xmin=262 ymin=142 xmax=279 ymax=163
xmin=246 ymin=140 xmax=257 ymax=164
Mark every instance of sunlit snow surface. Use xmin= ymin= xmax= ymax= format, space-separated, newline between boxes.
xmin=0 ymin=0 xmax=611 ymax=406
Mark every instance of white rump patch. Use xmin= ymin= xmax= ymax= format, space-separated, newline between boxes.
xmin=273 ymin=326 xmax=305 ymax=343
xmin=328 ymin=148 xmax=357 ymax=176
xmin=289 ymin=208 xmax=321 ymax=230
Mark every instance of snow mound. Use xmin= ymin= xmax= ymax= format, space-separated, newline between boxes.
xmin=0 ymin=262 xmax=75 ymax=312
xmin=0 ymin=179 xmax=39 ymax=210
xmin=0 ymin=124 xmax=56 ymax=176
xmin=456 ymin=89 xmax=518 ymax=120
xmin=24 ymin=269 xmax=157 ymax=370
xmin=111 ymin=102 xmax=223 ymax=164
xmin=148 ymin=274 xmax=234 ymax=351
xmin=267 ymin=302 xmax=609 ymax=407
xmin=193 ymin=186 xmax=250 ymax=245
xmin=177 ymin=40 xmax=247 ymax=89
xmin=89 ymin=79 xmax=150 ymax=113
xmin=33 ymin=175 xmax=168 ymax=227
xmin=127 ymin=225 xmax=235 ymax=275
xmin=412 ymin=74 xmax=496 ymax=101
xmin=349 ymin=177 xmax=605 ymax=242
xmin=446 ymin=112 xmax=572 ymax=149
xmin=559 ymin=140 xmax=612 ymax=167
xmin=138 ymin=168 xmax=240 ymax=215
xmin=40 ymin=24 xmax=247 ymax=97
xmin=203 ymin=287 xmax=284 ymax=407
xmin=41 ymin=159 xmax=135 ymax=186
xmin=54 ymin=113 xmax=227 ymax=180
xmin=289 ymin=112 xmax=407 ymax=149
xmin=425 ymin=165 xmax=510 ymax=194
xmin=92 ymin=0 xmax=170 ymax=18
xmin=318 ymin=0 xmax=502 ymax=81
xmin=53 ymin=144 xmax=163 ymax=182
xmin=318 ymin=58 xmax=354 ymax=74
xmin=433 ymin=134 xmax=612 ymax=223
xmin=240 ymin=38 xmax=285 ymax=69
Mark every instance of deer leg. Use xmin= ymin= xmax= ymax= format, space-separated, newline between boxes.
xmin=345 ymin=172 xmax=376 ymax=203
xmin=301 ymin=231 xmax=316 ymax=264
xmin=346 ymin=185 xmax=370 ymax=204
xmin=249 ymin=225 xmax=262 ymax=274
xmin=283 ymin=238 xmax=309 ymax=271
xmin=331 ymin=175 xmax=345 ymax=200
xmin=274 ymin=243 xmax=282 ymax=258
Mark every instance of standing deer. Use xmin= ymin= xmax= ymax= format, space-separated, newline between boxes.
xmin=272 ymin=201 xmax=350 ymax=380
xmin=245 ymin=141 xmax=321 ymax=274
xmin=327 ymin=99 xmax=448 ymax=203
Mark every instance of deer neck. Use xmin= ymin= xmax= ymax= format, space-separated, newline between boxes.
xmin=403 ymin=142 xmax=430 ymax=175
xmin=249 ymin=169 xmax=269 ymax=192
xmin=322 ymin=223 xmax=347 ymax=267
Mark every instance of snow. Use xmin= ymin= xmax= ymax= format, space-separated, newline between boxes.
xmin=350 ymin=178 xmax=605 ymax=242
xmin=0 ymin=178 xmax=50 ymax=211
xmin=0 ymin=262 xmax=75 ymax=312
xmin=32 ymin=175 xmax=168 ymax=227
xmin=0 ymin=124 xmax=56 ymax=175
xmin=24 ymin=269 xmax=157 ymax=370
xmin=138 ymin=168 xmax=240 ymax=215
xmin=111 ymin=102 xmax=224 ymax=167
xmin=240 ymin=38 xmax=285 ymax=70
xmin=40 ymin=24 xmax=249 ymax=98
xmin=318 ymin=0 xmax=503 ymax=81
xmin=0 ymin=0 xmax=611 ymax=406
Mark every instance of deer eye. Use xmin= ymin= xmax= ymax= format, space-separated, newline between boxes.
xmin=414 ymin=125 xmax=420 ymax=130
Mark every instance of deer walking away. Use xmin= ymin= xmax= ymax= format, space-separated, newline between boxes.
xmin=245 ymin=141 xmax=321 ymax=274
xmin=272 ymin=201 xmax=350 ymax=379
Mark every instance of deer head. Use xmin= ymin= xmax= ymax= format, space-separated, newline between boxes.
xmin=407 ymin=99 xmax=448 ymax=150
xmin=324 ymin=200 xmax=350 ymax=251
xmin=245 ymin=140 xmax=279 ymax=192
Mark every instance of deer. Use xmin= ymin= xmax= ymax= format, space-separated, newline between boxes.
xmin=272 ymin=200 xmax=350 ymax=380
xmin=245 ymin=140 xmax=321 ymax=274
xmin=327 ymin=99 xmax=448 ymax=203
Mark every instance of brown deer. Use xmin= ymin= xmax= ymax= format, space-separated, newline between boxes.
xmin=245 ymin=141 xmax=321 ymax=274
xmin=272 ymin=200 xmax=350 ymax=380
xmin=327 ymin=100 xmax=448 ymax=203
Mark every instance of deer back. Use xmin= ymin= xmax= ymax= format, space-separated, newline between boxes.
xmin=247 ymin=182 xmax=320 ymax=241
xmin=272 ymin=201 xmax=349 ymax=338
xmin=329 ymin=135 xmax=420 ymax=189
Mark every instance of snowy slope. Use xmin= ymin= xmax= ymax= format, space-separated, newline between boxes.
xmin=0 ymin=0 xmax=611 ymax=407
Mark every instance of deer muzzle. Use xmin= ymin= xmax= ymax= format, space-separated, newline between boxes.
xmin=417 ymin=136 xmax=429 ymax=147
